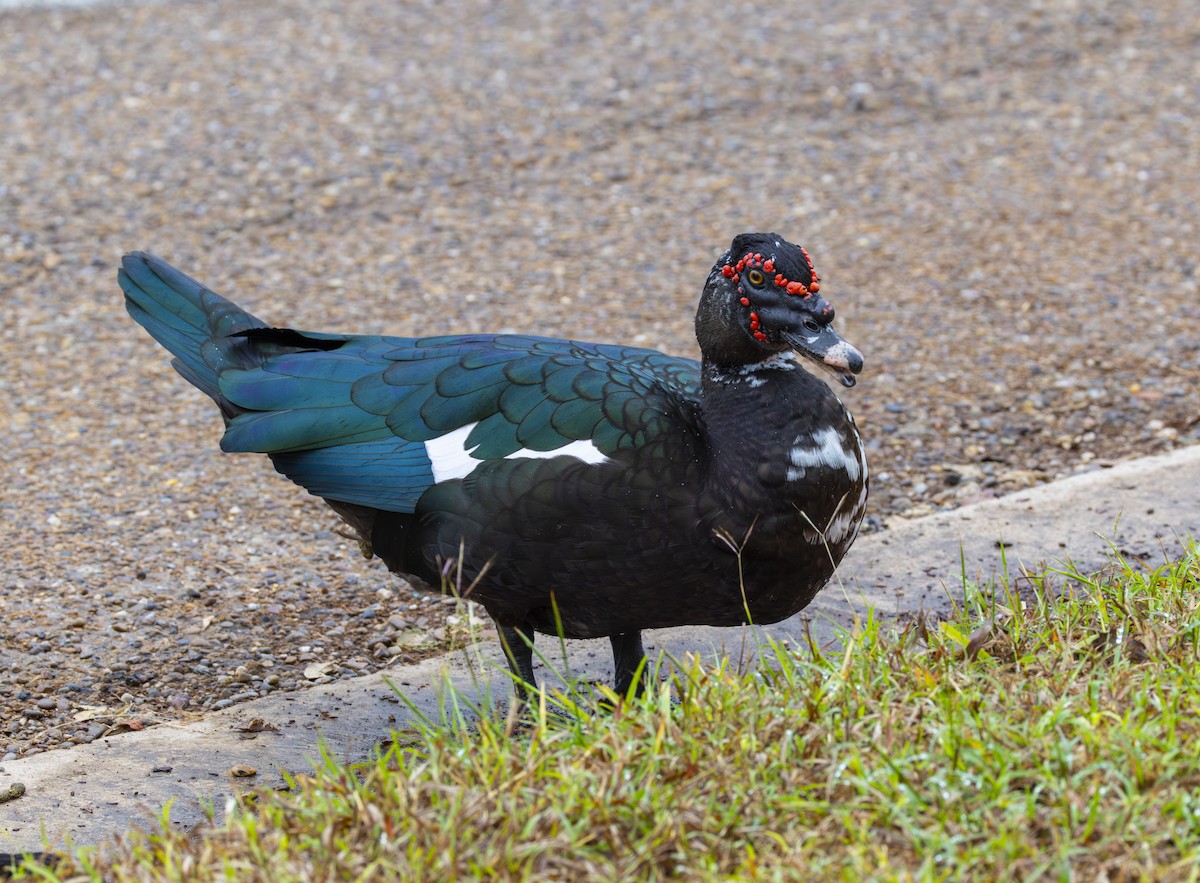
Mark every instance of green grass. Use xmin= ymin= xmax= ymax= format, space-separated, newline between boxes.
xmin=12 ymin=541 xmax=1200 ymax=881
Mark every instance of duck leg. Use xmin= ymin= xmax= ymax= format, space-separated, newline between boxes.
xmin=496 ymin=621 xmax=539 ymax=701
xmin=498 ymin=625 xmax=647 ymax=702
xmin=610 ymin=631 xmax=647 ymax=696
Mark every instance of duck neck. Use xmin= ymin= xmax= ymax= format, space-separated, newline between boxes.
xmin=698 ymin=352 xmax=858 ymax=538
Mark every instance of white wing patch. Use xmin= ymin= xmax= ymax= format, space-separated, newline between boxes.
xmin=425 ymin=421 xmax=610 ymax=483
xmin=424 ymin=424 xmax=480 ymax=483
xmin=786 ymin=427 xmax=861 ymax=483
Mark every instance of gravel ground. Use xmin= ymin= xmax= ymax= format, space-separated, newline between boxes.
xmin=2 ymin=0 xmax=1198 ymax=760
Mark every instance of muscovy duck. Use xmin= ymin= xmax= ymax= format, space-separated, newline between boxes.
xmin=119 ymin=233 xmax=867 ymax=699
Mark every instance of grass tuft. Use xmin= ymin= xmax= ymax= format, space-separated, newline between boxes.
xmin=13 ymin=541 xmax=1200 ymax=881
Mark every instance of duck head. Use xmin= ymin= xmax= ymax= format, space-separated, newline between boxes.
xmin=695 ymin=232 xmax=863 ymax=387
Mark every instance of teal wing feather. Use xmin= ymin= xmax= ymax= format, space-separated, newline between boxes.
xmin=123 ymin=252 xmax=702 ymax=515
xmin=357 ymin=334 xmax=702 ymax=458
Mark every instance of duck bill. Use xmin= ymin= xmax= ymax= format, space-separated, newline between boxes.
xmin=783 ymin=328 xmax=864 ymax=388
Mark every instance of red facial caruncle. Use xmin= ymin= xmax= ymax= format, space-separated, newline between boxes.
xmin=725 ymin=246 xmax=822 ymax=341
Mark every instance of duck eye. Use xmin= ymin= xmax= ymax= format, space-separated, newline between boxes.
xmin=747 ymin=269 xmax=764 ymax=285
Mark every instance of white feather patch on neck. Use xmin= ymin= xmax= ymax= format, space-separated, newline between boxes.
xmin=734 ymin=352 xmax=799 ymax=373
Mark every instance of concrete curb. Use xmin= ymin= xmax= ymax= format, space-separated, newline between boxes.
xmin=2 ymin=444 xmax=1197 ymax=854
